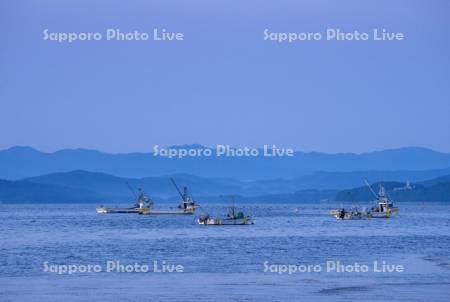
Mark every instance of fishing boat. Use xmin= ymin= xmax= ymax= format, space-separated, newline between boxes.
xmin=368 ymin=183 xmax=399 ymax=218
xmin=197 ymin=205 xmax=253 ymax=225
xmin=329 ymin=207 xmax=369 ymax=220
xmin=96 ymin=187 xmax=152 ymax=214
xmin=140 ymin=178 xmax=199 ymax=215
xmin=329 ymin=181 xmax=399 ymax=220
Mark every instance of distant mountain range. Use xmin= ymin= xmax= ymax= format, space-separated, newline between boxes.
xmin=1 ymin=145 xmax=450 ymax=203
xmin=2 ymin=145 xmax=450 ymax=180
xmin=18 ymin=168 xmax=450 ymax=197
xmin=1 ymin=170 xmax=450 ymax=203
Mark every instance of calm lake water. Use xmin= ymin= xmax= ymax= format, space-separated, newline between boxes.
xmin=1 ymin=202 xmax=450 ymax=301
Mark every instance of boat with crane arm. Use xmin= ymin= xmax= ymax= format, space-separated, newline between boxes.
xmin=96 ymin=184 xmax=153 ymax=214
xmin=329 ymin=180 xmax=399 ymax=220
xmin=140 ymin=178 xmax=199 ymax=215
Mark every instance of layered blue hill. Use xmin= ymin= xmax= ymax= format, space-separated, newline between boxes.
xmin=0 ymin=179 xmax=105 ymax=203
xmin=2 ymin=145 xmax=450 ymax=180
xmin=1 ymin=170 xmax=450 ymax=203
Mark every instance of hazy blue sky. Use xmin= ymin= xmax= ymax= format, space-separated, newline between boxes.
xmin=1 ymin=0 xmax=449 ymax=153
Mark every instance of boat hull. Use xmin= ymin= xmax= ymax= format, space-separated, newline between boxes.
xmin=197 ymin=217 xmax=253 ymax=225
xmin=96 ymin=206 xmax=196 ymax=215
xmin=140 ymin=209 xmax=194 ymax=215
xmin=96 ymin=207 xmax=146 ymax=214
xmin=370 ymin=207 xmax=399 ymax=218
xmin=329 ymin=209 xmax=369 ymax=220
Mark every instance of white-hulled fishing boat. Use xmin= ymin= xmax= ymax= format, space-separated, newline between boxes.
xmin=197 ymin=205 xmax=253 ymax=225
xmin=369 ymin=183 xmax=399 ymax=218
xmin=329 ymin=181 xmax=399 ymax=220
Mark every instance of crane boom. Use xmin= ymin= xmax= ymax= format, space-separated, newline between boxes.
xmin=171 ymin=178 xmax=185 ymax=201
xmin=364 ymin=179 xmax=378 ymax=199
xmin=126 ymin=182 xmax=138 ymax=199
